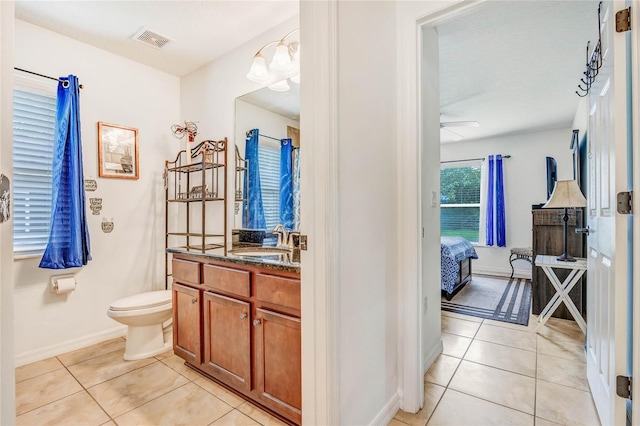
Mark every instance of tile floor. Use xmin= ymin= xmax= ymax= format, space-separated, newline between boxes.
xmin=15 ymin=311 xmax=601 ymax=426
xmin=391 ymin=311 xmax=601 ymax=426
xmin=15 ymin=337 xmax=287 ymax=426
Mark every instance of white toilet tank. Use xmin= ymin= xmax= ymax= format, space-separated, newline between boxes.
xmin=110 ymin=290 xmax=172 ymax=311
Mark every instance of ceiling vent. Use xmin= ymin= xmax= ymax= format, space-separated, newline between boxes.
xmin=131 ymin=28 xmax=172 ymax=49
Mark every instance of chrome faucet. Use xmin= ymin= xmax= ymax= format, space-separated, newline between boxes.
xmin=272 ymin=224 xmax=289 ymax=249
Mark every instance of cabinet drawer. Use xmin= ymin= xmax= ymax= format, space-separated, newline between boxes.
xmin=255 ymin=273 xmax=300 ymax=312
xmin=204 ymin=264 xmax=250 ymax=298
xmin=172 ymin=259 xmax=201 ymax=284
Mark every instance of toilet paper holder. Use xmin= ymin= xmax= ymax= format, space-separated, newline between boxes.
xmin=50 ymin=275 xmax=76 ymax=294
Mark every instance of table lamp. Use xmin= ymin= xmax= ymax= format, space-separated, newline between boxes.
xmin=542 ymin=180 xmax=587 ymax=262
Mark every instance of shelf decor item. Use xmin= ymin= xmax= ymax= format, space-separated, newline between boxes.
xmin=542 ymin=180 xmax=587 ymax=262
xmin=98 ymin=122 xmax=139 ymax=179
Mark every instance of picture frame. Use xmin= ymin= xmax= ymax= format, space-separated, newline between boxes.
xmin=98 ymin=122 xmax=139 ymax=179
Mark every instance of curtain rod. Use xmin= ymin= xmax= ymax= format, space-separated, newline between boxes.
xmin=440 ymin=155 xmax=511 ymax=164
xmin=14 ymin=67 xmax=84 ymax=89
xmin=258 ymin=133 xmax=281 ymax=142
xmin=258 ymin=133 xmax=299 ymax=148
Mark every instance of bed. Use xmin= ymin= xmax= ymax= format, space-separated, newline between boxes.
xmin=441 ymin=237 xmax=478 ymax=300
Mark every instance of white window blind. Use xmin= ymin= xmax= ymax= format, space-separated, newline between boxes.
xmin=258 ymin=143 xmax=280 ymax=230
xmin=13 ymin=88 xmax=56 ymax=254
xmin=440 ymin=163 xmax=482 ymax=243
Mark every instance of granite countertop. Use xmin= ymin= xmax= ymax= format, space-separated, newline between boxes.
xmin=167 ymin=244 xmax=300 ymax=274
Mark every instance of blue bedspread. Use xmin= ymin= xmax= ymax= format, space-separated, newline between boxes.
xmin=441 ymin=237 xmax=478 ymax=295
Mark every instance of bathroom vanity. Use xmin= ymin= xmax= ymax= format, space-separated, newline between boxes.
xmin=168 ymin=248 xmax=301 ymax=425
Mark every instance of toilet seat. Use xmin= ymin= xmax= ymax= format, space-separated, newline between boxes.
xmin=110 ymin=290 xmax=172 ymax=311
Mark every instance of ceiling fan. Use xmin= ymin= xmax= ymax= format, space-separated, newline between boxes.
xmin=440 ymin=120 xmax=480 ymax=142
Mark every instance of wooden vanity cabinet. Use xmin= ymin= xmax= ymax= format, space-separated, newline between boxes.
xmin=172 ymin=283 xmax=202 ymax=365
xmin=171 ymin=254 xmax=301 ymax=425
xmin=254 ymin=308 xmax=302 ymax=423
xmin=202 ymin=292 xmax=252 ymax=391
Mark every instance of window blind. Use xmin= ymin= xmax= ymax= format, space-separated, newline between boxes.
xmin=13 ymin=88 xmax=56 ymax=254
xmin=258 ymin=143 xmax=280 ymax=231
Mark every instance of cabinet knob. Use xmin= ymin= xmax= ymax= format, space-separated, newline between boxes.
xmin=253 ymin=319 xmax=261 ymax=327
xmin=240 ymin=313 xmax=248 ymax=319
xmin=191 ymin=297 xmax=197 ymax=304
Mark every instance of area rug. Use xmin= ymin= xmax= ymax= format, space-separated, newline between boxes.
xmin=441 ymin=275 xmax=532 ymax=325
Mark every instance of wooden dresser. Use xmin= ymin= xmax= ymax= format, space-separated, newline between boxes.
xmin=531 ymin=208 xmax=585 ymax=319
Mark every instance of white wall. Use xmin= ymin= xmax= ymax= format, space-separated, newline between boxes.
xmin=181 ymin=16 xmax=299 ymax=245
xmin=440 ymin=127 xmax=574 ymax=277
xmin=234 ymin=100 xmax=300 ymax=229
xmin=0 ymin=1 xmax=16 ymax=421
xmin=336 ymin=2 xmax=398 ymax=424
xmin=13 ymin=20 xmax=180 ymax=364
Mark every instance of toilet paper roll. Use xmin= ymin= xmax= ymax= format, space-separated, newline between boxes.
xmin=53 ymin=277 xmax=76 ymax=294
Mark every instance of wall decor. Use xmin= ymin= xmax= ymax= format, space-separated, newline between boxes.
xmin=0 ymin=174 xmax=10 ymax=223
xmin=89 ymin=198 xmax=103 ymax=215
xmin=98 ymin=122 xmax=139 ymax=179
xmin=101 ymin=218 xmax=114 ymax=233
xmin=84 ymin=179 xmax=97 ymax=191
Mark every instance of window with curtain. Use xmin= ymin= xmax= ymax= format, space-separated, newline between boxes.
xmin=13 ymin=87 xmax=56 ymax=255
xmin=440 ymin=162 xmax=482 ymax=242
xmin=258 ymin=142 xmax=280 ymax=230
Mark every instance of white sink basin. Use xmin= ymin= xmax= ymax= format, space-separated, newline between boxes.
xmin=228 ymin=247 xmax=291 ymax=257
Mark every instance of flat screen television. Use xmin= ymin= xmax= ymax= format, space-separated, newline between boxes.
xmin=546 ymin=156 xmax=558 ymax=200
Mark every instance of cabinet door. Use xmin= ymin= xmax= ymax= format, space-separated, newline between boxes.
xmin=172 ymin=283 xmax=201 ymax=364
xmin=203 ymin=292 xmax=251 ymax=391
xmin=254 ymin=308 xmax=301 ymax=423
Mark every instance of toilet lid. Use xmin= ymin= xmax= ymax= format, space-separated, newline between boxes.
xmin=110 ymin=290 xmax=172 ymax=311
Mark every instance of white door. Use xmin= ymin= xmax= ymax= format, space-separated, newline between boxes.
xmin=585 ymin=1 xmax=631 ymax=424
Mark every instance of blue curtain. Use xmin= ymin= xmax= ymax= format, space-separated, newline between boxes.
xmin=40 ymin=75 xmax=91 ymax=269
xmin=485 ymin=154 xmax=506 ymax=247
xmin=243 ymin=129 xmax=266 ymax=229
xmin=292 ymin=148 xmax=300 ymax=230
xmin=279 ymin=139 xmax=294 ymax=230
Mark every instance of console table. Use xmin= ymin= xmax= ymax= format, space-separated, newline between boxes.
xmin=531 ymin=208 xmax=585 ymax=319
xmin=534 ymin=255 xmax=587 ymax=334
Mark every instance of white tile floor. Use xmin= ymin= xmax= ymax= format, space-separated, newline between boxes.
xmin=391 ymin=311 xmax=601 ymax=426
xmin=15 ymin=338 xmax=287 ymax=426
xmin=15 ymin=310 xmax=600 ymax=425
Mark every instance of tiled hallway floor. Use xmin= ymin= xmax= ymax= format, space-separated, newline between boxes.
xmin=391 ymin=311 xmax=601 ymax=426
xmin=15 ymin=338 xmax=287 ymax=425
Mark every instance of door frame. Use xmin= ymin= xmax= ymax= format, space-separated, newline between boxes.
xmin=631 ymin=2 xmax=640 ymax=422
xmin=396 ymin=0 xmax=483 ymax=412
xmin=299 ymin=0 xmax=339 ymax=424
xmin=0 ymin=1 xmax=15 ymax=422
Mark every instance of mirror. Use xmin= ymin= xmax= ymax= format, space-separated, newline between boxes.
xmin=234 ymin=85 xmax=300 ymax=234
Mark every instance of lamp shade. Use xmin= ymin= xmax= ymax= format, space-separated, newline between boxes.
xmin=268 ymin=79 xmax=290 ymax=92
xmin=246 ymin=54 xmax=269 ymax=83
xmin=543 ymin=180 xmax=587 ymax=208
xmin=270 ymin=41 xmax=294 ymax=73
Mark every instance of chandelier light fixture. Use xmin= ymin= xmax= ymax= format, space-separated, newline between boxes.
xmin=246 ymin=28 xmax=300 ymax=91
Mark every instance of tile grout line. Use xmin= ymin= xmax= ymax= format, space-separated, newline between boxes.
xmin=57 ymin=354 xmax=120 ymax=424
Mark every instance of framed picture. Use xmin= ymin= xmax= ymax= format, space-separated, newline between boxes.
xmin=98 ymin=122 xmax=139 ymax=179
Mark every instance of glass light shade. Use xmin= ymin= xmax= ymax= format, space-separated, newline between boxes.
xmin=270 ymin=42 xmax=294 ymax=73
xmin=246 ymin=54 xmax=269 ymax=83
xmin=268 ymin=79 xmax=290 ymax=92
xmin=290 ymin=74 xmax=300 ymax=84
xmin=543 ymin=180 xmax=587 ymax=208
xmin=293 ymin=44 xmax=300 ymax=64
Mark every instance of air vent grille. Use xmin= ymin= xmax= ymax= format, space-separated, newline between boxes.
xmin=132 ymin=28 xmax=172 ymax=49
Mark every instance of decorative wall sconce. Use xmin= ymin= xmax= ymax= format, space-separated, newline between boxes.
xmin=246 ymin=28 xmax=300 ymax=91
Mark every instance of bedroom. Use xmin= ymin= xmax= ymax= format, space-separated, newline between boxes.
xmin=390 ymin=2 xmax=603 ymax=424
xmin=435 ymin=2 xmax=592 ymax=311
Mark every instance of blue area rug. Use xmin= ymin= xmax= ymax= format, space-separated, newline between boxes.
xmin=441 ymin=275 xmax=532 ymax=326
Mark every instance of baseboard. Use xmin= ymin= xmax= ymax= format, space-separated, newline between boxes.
xmin=473 ymin=265 xmax=532 ymax=280
xmin=15 ymin=325 xmax=127 ymax=367
xmin=370 ymin=391 xmax=400 ymax=426
xmin=423 ymin=337 xmax=443 ymax=375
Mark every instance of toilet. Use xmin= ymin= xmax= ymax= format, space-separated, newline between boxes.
xmin=107 ymin=290 xmax=173 ymax=361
